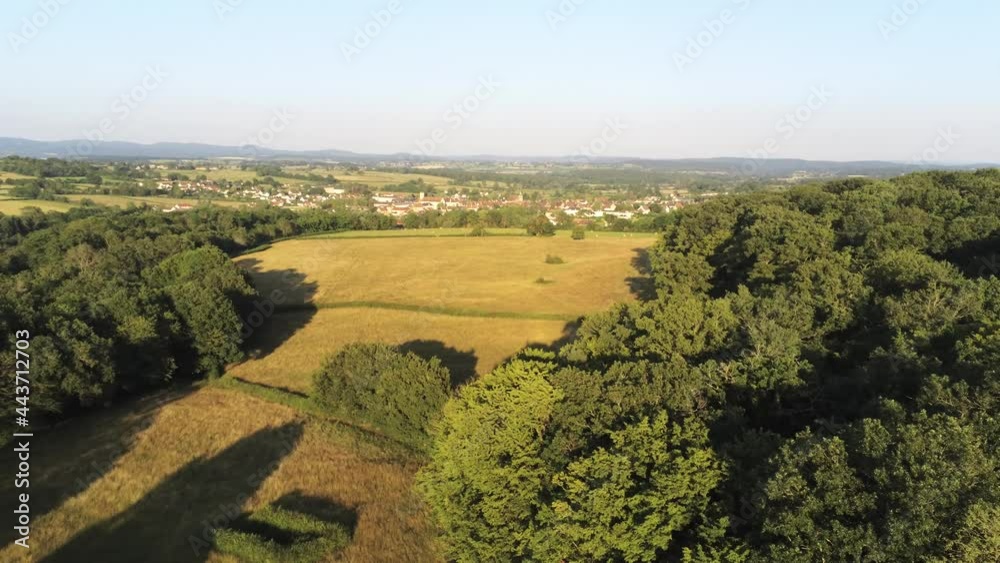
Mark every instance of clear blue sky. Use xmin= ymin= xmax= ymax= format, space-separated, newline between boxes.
xmin=2 ymin=0 xmax=997 ymax=162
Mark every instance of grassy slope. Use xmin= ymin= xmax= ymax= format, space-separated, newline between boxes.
xmin=0 ymin=387 xmax=437 ymax=563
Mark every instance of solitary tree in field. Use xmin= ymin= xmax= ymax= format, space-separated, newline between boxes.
xmin=526 ymin=215 xmax=555 ymax=237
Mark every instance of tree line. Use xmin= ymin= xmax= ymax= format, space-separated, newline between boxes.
xmin=0 ymin=204 xmax=405 ymax=428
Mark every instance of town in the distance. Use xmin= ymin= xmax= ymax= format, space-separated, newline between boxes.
xmin=3 ymin=143 xmax=981 ymax=228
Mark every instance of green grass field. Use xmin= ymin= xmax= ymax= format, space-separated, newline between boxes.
xmin=0 ymin=199 xmax=77 ymax=214
xmin=160 ymin=168 xmax=320 ymax=187
xmin=65 ymin=194 xmax=248 ymax=209
xmin=331 ymin=170 xmax=452 ymax=188
xmin=0 ymin=231 xmax=652 ymax=562
xmin=0 ymin=195 xmax=247 ymax=215
xmin=0 ymin=171 xmax=35 ymax=181
xmin=159 ymin=168 xmax=260 ymax=182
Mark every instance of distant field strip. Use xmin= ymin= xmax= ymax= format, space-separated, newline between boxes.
xmin=65 ymin=194 xmax=246 ymax=209
xmin=277 ymin=301 xmax=579 ymax=321
xmin=304 ymin=228 xmax=657 ymax=240
xmin=301 ymin=228 xmax=527 ymax=239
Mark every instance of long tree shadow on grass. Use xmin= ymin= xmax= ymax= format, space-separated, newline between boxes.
xmin=627 ymin=247 xmax=657 ymax=301
xmin=242 ymin=490 xmax=359 ymax=538
xmin=0 ymin=385 xmax=196 ymax=547
xmin=495 ymin=320 xmax=582 ymax=368
xmin=399 ymin=340 xmax=479 ymax=389
xmin=235 ymin=258 xmax=319 ymax=360
xmin=41 ymin=422 xmax=304 ymax=563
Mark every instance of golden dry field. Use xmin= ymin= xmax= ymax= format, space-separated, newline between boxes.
xmin=238 ymin=234 xmax=654 ymax=318
xmin=0 ymin=387 xmax=437 ymax=563
xmin=228 ymin=308 xmax=573 ymax=394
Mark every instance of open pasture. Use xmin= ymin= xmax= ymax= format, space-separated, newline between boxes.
xmin=0 ymin=199 xmax=76 ymax=214
xmin=238 ymin=233 xmax=654 ymax=318
xmin=230 ymin=231 xmax=652 ymax=393
xmin=65 ymin=194 xmax=247 ymax=209
xmin=326 ymin=170 xmax=455 ymax=189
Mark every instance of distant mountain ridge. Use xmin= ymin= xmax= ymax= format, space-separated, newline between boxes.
xmin=0 ymin=137 xmax=995 ymax=177
xmin=0 ymin=137 xmax=371 ymax=161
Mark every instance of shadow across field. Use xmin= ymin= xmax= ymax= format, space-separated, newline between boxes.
xmin=229 ymin=490 xmax=358 ymax=542
xmin=42 ymin=422 xmax=304 ymax=563
xmin=492 ymin=320 xmax=581 ymax=368
xmin=0 ymin=385 xmax=196 ymax=547
xmin=399 ymin=340 xmax=479 ymax=389
xmin=236 ymin=258 xmax=319 ymax=360
xmin=627 ymin=247 xmax=657 ymax=301
xmin=232 ymin=377 xmax=310 ymax=399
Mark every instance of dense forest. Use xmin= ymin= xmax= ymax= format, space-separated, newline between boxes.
xmin=0 ymin=204 xmax=401 ymax=425
xmin=417 ymin=169 xmax=1000 ymax=561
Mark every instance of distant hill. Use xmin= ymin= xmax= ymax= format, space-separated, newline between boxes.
xmin=0 ymin=137 xmax=994 ymax=177
xmin=624 ymin=157 xmax=996 ymax=178
xmin=0 ymin=137 xmax=374 ymax=162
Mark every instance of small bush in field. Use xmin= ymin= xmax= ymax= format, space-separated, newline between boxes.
xmin=213 ymin=505 xmax=351 ymax=563
xmin=469 ymin=225 xmax=487 ymax=237
xmin=313 ymin=343 xmax=451 ymax=453
xmin=571 ymin=227 xmax=586 ymax=240
xmin=545 ymin=254 xmax=565 ymax=265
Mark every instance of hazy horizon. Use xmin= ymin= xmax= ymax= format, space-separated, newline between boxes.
xmin=3 ymin=0 xmax=997 ymax=163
